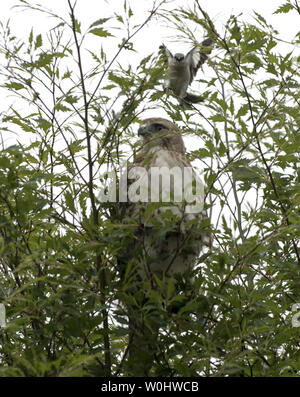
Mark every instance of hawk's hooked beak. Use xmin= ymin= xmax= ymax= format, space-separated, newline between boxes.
xmin=174 ymin=53 xmax=184 ymax=62
xmin=138 ymin=126 xmax=150 ymax=137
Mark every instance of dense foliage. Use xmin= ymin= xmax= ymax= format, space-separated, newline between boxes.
xmin=0 ymin=0 xmax=300 ymax=376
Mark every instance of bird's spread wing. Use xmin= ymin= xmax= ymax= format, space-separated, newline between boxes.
xmin=185 ymin=38 xmax=213 ymax=84
xmin=159 ymin=43 xmax=173 ymax=65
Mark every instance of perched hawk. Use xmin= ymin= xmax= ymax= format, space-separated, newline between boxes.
xmin=117 ymin=118 xmax=209 ymax=375
xmin=119 ymin=118 xmax=208 ymax=281
xmin=159 ymin=38 xmax=213 ymax=105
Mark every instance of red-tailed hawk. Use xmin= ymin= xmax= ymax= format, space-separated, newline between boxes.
xmin=159 ymin=38 xmax=213 ymax=105
xmin=117 ymin=117 xmax=209 ymax=375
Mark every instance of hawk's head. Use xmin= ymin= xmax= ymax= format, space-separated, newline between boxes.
xmin=137 ymin=118 xmax=185 ymax=154
xmin=174 ymin=53 xmax=185 ymax=63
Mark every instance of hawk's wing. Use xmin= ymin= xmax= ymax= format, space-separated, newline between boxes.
xmin=159 ymin=43 xmax=173 ymax=65
xmin=185 ymin=38 xmax=213 ymax=84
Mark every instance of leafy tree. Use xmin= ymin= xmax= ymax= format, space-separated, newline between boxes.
xmin=0 ymin=0 xmax=300 ymax=376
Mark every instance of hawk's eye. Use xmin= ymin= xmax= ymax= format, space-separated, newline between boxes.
xmin=153 ymin=123 xmax=165 ymax=132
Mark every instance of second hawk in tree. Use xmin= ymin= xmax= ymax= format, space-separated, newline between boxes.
xmin=159 ymin=38 xmax=213 ymax=105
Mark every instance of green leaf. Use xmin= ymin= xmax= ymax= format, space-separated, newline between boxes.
xmin=231 ymin=23 xmax=242 ymax=43
xmin=210 ymin=114 xmax=226 ymax=122
xmin=65 ymin=95 xmax=78 ymax=105
xmin=36 ymin=52 xmax=63 ymax=67
xmin=102 ymin=84 xmax=116 ymax=90
xmin=89 ymin=18 xmax=110 ymax=28
xmin=41 ymin=150 xmax=48 ymax=164
xmin=62 ymin=70 xmax=71 ymax=79
xmin=89 ymin=28 xmax=113 ymax=37
xmin=5 ymin=82 xmax=25 ymax=91
xmin=55 ymin=103 xmax=71 ymax=112
xmin=25 ymin=154 xmax=39 ymax=164
xmin=3 ymin=116 xmax=35 ymax=133
xmin=243 ymin=53 xmax=263 ymax=69
xmin=64 ymin=191 xmax=76 ymax=213
xmin=274 ymin=3 xmax=294 ymax=14
xmin=192 ymin=148 xmax=211 ymax=159
xmin=214 ymin=98 xmax=228 ymax=112
xmin=74 ymin=18 xmax=81 ymax=33
xmin=0 ymin=157 xmax=10 ymax=169
xmin=229 ymin=97 xmax=235 ymax=115
xmin=38 ymin=118 xmax=52 ymax=132
xmin=35 ymin=34 xmax=42 ymax=49
xmin=29 ymin=28 xmax=33 ymax=45
xmin=236 ymin=104 xmax=249 ymax=118
xmin=260 ymin=78 xmax=279 ymax=88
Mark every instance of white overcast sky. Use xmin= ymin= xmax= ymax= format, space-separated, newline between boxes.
xmin=0 ymin=0 xmax=299 ymax=146
xmin=1 ymin=0 xmax=299 ymax=50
